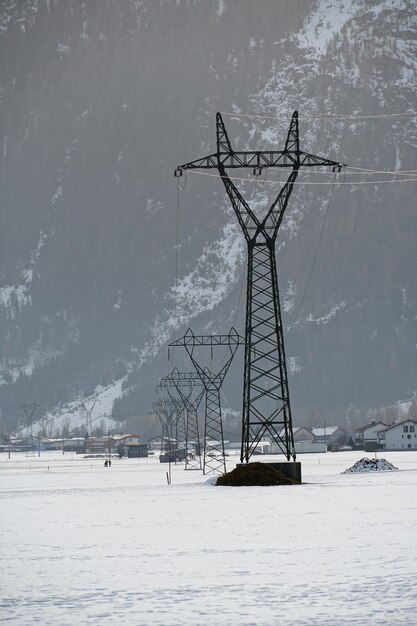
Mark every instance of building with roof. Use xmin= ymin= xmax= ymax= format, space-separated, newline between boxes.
xmin=378 ymin=420 xmax=417 ymax=450
xmin=355 ymin=420 xmax=388 ymax=449
xmin=292 ymin=427 xmax=314 ymax=443
xmin=83 ymin=433 xmax=141 ymax=454
xmin=264 ymin=427 xmax=326 ymax=454
xmin=311 ymin=425 xmax=349 ymax=447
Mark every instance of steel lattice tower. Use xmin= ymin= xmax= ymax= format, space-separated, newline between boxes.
xmin=81 ymin=397 xmax=99 ymax=439
xmin=159 ymin=369 xmax=204 ymax=470
xmin=169 ymin=328 xmax=242 ymax=474
xmin=175 ymin=112 xmax=343 ymax=463
xmin=152 ymin=397 xmax=179 ymax=460
xmin=22 ymin=403 xmax=37 ymax=456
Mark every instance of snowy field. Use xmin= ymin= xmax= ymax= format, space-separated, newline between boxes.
xmin=1 ymin=450 xmax=417 ymax=625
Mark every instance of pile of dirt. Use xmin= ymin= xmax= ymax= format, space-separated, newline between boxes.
xmin=216 ymin=462 xmax=296 ymax=486
xmin=342 ymin=457 xmax=398 ymax=473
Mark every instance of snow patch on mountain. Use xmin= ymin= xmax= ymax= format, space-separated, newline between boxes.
xmin=283 ymin=279 xmax=296 ymax=313
xmin=293 ymin=0 xmax=359 ymax=60
xmin=38 ymin=378 xmax=128 ymax=435
xmin=2 ymin=348 xmax=66 ymax=385
xmin=0 ymin=231 xmax=46 ymax=318
xmin=0 ymin=0 xmax=41 ymax=37
xmin=132 ymin=221 xmax=245 ymax=368
xmin=306 ymin=300 xmax=346 ymax=325
xmin=216 ymin=0 xmax=225 ymax=19
xmin=171 ymin=221 xmax=244 ymax=324
xmin=287 ymin=356 xmax=302 ymax=374
xmin=0 ymin=283 xmax=30 ymax=315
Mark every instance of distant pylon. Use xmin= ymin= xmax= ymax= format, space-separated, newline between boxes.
xmin=152 ymin=397 xmax=180 ymax=460
xmin=169 ymin=328 xmax=242 ymax=474
xmin=159 ymin=369 xmax=204 ymax=470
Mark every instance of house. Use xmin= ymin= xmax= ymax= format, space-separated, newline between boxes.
xmin=378 ymin=420 xmax=417 ymax=450
xmin=311 ymin=425 xmax=349 ymax=446
xmin=126 ymin=444 xmax=149 ymax=458
xmin=84 ymin=435 xmax=110 ymax=454
xmin=112 ymin=434 xmax=141 ymax=447
xmin=63 ymin=437 xmax=85 ymax=452
xmin=22 ymin=435 xmax=50 ymax=451
xmin=84 ymin=433 xmax=142 ymax=454
xmin=112 ymin=434 xmax=146 ymax=458
xmin=355 ymin=420 xmax=388 ymax=449
xmin=277 ymin=426 xmax=313 ymax=443
xmin=264 ymin=427 xmax=326 ymax=454
xmin=292 ymin=427 xmax=314 ymax=443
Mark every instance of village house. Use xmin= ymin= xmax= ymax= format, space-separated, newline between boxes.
xmin=112 ymin=434 xmax=148 ymax=457
xmin=378 ymin=419 xmax=417 ymax=450
xmin=311 ymin=425 xmax=349 ymax=447
xmin=84 ymin=433 xmax=142 ymax=454
xmin=292 ymin=427 xmax=314 ymax=443
xmin=355 ymin=420 xmax=388 ymax=449
xmin=263 ymin=427 xmax=326 ymax=454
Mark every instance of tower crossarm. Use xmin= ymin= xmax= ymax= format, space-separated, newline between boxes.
xmin=159 ymin=370 xmax=204 ymax=411
xmin=175 ymin=111 xmax=344 ymax=242
xmin=169 ymin=328 xmax=243 ymax=348
xmin=160 ymin=369 xmax=203 ymax=388
xmin=169 ymin=328 xmax=242 ymax=390
xmin=175 ymin=111 xmax=343 ymax=174
xmin=176 ymin=150 xmax=342 ymax=171
xmin=153 ymin=397 xmax=178 ymax=415
xmin=299 ymin=152 xmax=342 ymax=168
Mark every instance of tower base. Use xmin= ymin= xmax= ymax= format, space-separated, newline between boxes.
xmin=237 ymin=461 xmax=302 ymax=483
xmin=267 ymin=461 xmax=301 ymax=483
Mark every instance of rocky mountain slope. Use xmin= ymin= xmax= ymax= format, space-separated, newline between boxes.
xmin=1 ymin=0 xmax=416 ymax=436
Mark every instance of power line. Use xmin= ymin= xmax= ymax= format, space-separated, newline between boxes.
xmin=183 ymin=165 xmax=417 ymax=177
xmin=220 ymin=110 xmax=417 ymax=121
xmin=186 ymin=169 xmax=417 ymax=186
xmin=347 ymin=165 xmax=417 ymax=178
xmin=288 ymin=173 xmax=337 ymax=333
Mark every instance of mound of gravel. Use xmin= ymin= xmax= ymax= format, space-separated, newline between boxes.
xmin=216 ymin=462 xmax=296 ymax=486
xmin=342 ymin=457 xmax=398 ymax=474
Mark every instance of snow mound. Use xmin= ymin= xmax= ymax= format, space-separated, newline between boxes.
xmin=343 ymin=457 xmax=398 ymax=474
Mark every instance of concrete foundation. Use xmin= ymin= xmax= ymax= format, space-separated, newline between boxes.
xmin=267 ymin=461 xmax=302 ymax=483
xmin=236 ymin=461 xmax=302 ymax=483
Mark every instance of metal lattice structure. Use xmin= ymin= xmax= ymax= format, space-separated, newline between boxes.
xmin=81 ymin=397 xmax=99 ymax=439
xmin=152 ymin=397 xmax=180 ymax=460
xmin=175 ymin=112 xmax=344 ymax=463
xmin=21 ymin=403 xmax=37 ymax=456
xmin=159 ymin=369 xmax=204 ymax=470
xmin=169 ymin=328 xmax=242 ymax=475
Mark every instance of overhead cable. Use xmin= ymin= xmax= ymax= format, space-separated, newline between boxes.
xmin=186 ymin=169 xmax=417 ymax=186
xmin=220 ymin=110 xmax=417 ymax=121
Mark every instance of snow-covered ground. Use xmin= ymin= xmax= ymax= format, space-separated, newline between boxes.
xmin=1 ymin=450 xmax=417 ymax=625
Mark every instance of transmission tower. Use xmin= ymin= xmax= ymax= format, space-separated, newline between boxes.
xmin=81 ymin=397 xmax=99 ymax=439
xmin=175 ymin=112 xmax=344 ymax=464
xmin=152 ymin=397 xmax=181 ymax=461
xmin=169 ymin=328 xmax=242 ymax=475
xmin=159 ymin=369 xmax=204 ymax=470
xmin=21 ymin=403 xmax=37 ymax=456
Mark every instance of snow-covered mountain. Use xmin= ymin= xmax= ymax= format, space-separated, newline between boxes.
xmin=1 ymin=0 xmax=416 ymax=436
